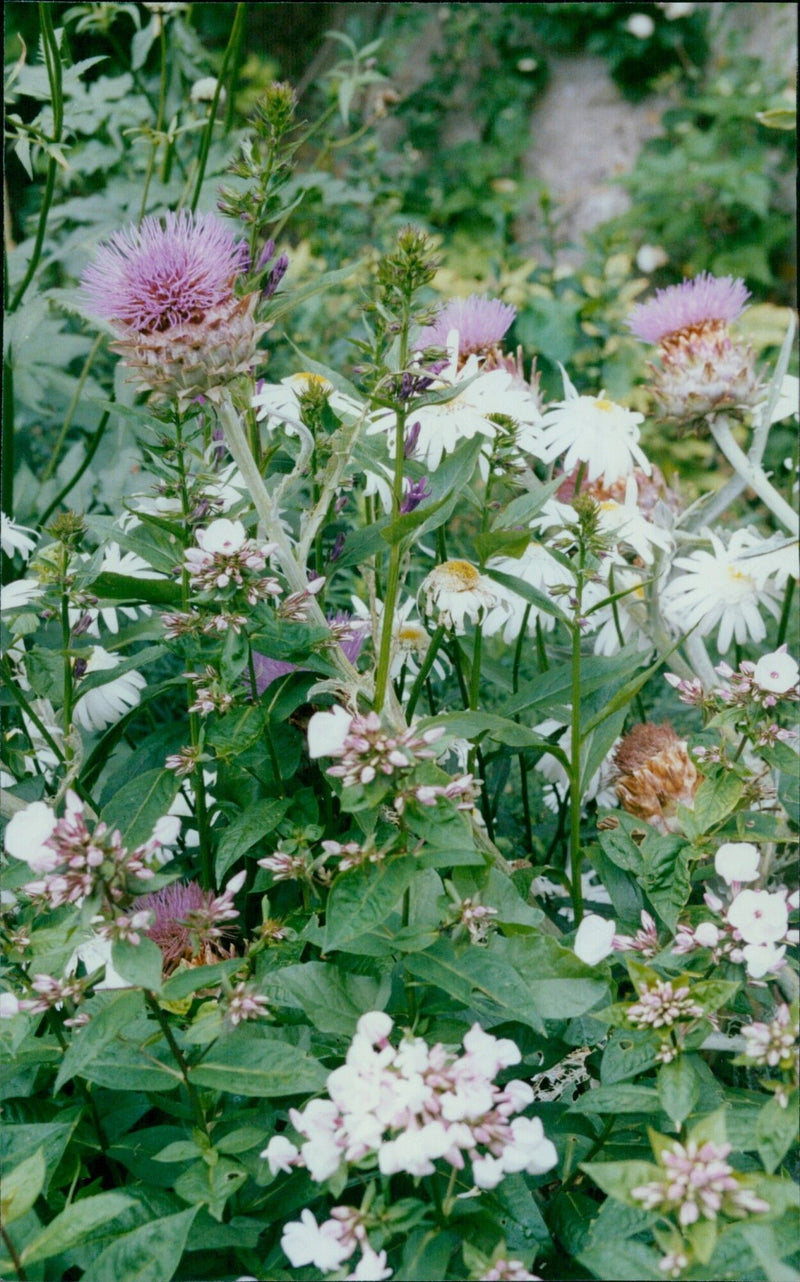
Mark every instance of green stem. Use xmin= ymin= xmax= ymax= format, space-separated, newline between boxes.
xmin=405 ymin=624 xmax=445 ymax=719
xmin=514 ymin=604 xmax=533 ymax=855
xmin=0 ymin=657 xmax=65 ymax=772
xmin=145 ymin=992 xmax=207 ymax=1133
xmin=189 ymin=3 xmax=245 ymax=213
xmin=8 ymin=4 xmax=62 ymax=315
xmin=60 ymin=557 xmax=74 ymax=761
xmin=2 ymin=354 xmax=14 ymax=530
xmin=468 ymin=621 xmax=483 ymax=713
xmin=0 ymin=1223 xmax=27 ymax=1281
xmin=777 ymin=576 xmax=795 ymax=647
xmin=569 ymin=612 xmax=584 ymax=925
xmin=138 ymin=20 xmax=168 ymax=223
xmin=373 ymin=412 xmax=408 ymax=712
xmin=174 ymin=412 xmax=213 ymax=890
xmin=39 ymin=410 xmax=112 ymax=527
xmin=42 ymin=334 xmax=103 ymax=482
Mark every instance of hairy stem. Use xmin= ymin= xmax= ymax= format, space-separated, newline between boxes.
xmin=708 ymin=414 xmax=798 ymax=535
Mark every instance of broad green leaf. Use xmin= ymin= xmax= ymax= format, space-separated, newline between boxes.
xmin=55 ymin=990 xmax=143 ymax=1091
xmin=1 ymin=1147 xmax=46 ymax=1225
xmin=403 ymin=938 xmax=545 ymax=1033
xmin=80 ymin=1041 xmax=180 ymax=1092
xmin=490 ymin=479 xmax=563 ymax=531
xmin=0 ymin=1114 xmax=81 ymax=1195
xmin=101 ymin=767 xmax=181 ymax=850
xmin=657 ymin=1055 xmax=701 ymax=1127
xmin=601 ymin=1029 xmax=661 ymax=1085
xmin=215 ymin=797 xmax=290 ymax=881
xmin=570 ymin=1083 xmax=660 ymax=1115
xmin=21 ymin=1192 xmax=133 ymax=1265
xmin=497 ymin=934 xmax=611 ymax=1021
xmin=399 ymin=1227 xmax=459 ymax=1281
xmin=324 ymin=855 xmax=418 ymax=951
xmin=500 ymin=645 xmax=644 ymax=718
xmin=578 ymin=1237 xmax=664 ymax=1281
xmin=161 ymin=960 xmax=244 ymax=1002
xmin=681 ymin=772 xmax=744 ymax=839
xmin=74 ymin=645 xmax=169 ymax=695
xmin=640 ymin=832 xmax=691 ymax=932
xmin=756 ymin=1090 xmax=799 ymax=1174
xmin=111 ymin=936 xmax=163 ymax=992
xmin=80 ymin=1206 xmax=198 ymax=1282
xmin=188 ymin=1032 xmax=327 ymax=1097
xmin=485 ymin=566 xmax=568 ymax=622
xmin=580 ymin=1159 xmax=662 ymax=1205
xmin=261 ymin=961 xmax=389 ymax=1035
xmin=380 ymin=438 xmax=485 ymax=547
xmin=174 ymin=1159 xmax=246 ymax=1223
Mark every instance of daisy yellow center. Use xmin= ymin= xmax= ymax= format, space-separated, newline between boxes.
xmin=290 ymin=372 xmax=331 ymax=391
xmin=398 ymin=624 xmax=427 ymax=643
xmin=437 ymin=560 xmax=481 ymax=590
xmin=594 ymin=397 xmax=614 ymax=412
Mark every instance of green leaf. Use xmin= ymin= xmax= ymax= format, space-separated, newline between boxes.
xmin=380 ymin=438 xmax=485 ymax=547
xmin=1 ymin=1147 xmax=46 ymax=1226
xmin=473 ymin=527 xmax=532 ymax=563
xmin=55 ymin=990 xmax=143 ymax=1091
xmin=740 ymin=1224 xmax=800 ymax=1282
xmin=689 ymin=1217 xmax=719 ymax=1266
xmin=580 ymin=1159 xmax=662 ymax=1205
xmin=111 ymin=936 xmax=163 ymax=992
xmin=261 ymin=961 xmax=389 ymax=1035
xmin=161 ymin=960 xmax=244 ymax=1002
xmin=214 ymin=798 xmax=290 ymax=881
xmin=756 ymin=1090 xmax=799 ymax=1174
xmin=21 ymin=1192 xmax=133 ymax=1265
xmin=206 ymin=704 xmax=268 ymax=755
xmin=497 ymin=934 xmax=611 ymax=1021
xmin=74 ymin=646 xmax=169 ymax=697
xmin=188 ymin=1032 xmax=327 ymax=1097
xmin=500 ymin=645 xmax=644 ymax=719
xmin=80 ymin=1206 xmax=198 ymax=1282
xmin=578 ymin=1238 xmax=665 ymax=1281
xmin=490 ymin=479 xmax=564 ymax=531
xmin=639 ymin=832 xmax=691 ymax=932
xmin=399 ymin=1227 xmax=459 ymax=1281
xmin=570 ymin=1083 xmax=661 ymax=1115
xmin=174 ymin=1159 xmax=246 ymax=1223
xmin=681 ymin=772 xmax=744 ymax=839
xmin=101 ymin=768 xmax=181 ymax=850
xmin=657 ymin=1055 xmax=701 ymax=1127
xmin=403 ymin=938 xmax=545 ymax=1033
xmin=80 ymin=1040 xmax=180 ymax=1092
xmin=0 ymin=1115 xmax=81 ymax=1195
xmin=323 ymin=855 xmax=418 ymax=951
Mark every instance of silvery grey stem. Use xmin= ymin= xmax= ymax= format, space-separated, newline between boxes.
xmin=708 ymin=414 xmax=798 ymax=535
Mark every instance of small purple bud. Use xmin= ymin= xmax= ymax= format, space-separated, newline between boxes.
xmin=73 ymin=657 xmax=89 ymax=679
xmin=72 ymin=613 xmax=93 ymax=638
xmin=328 ymin=532 xmax=346 ymax=562
xmin=334 ymin=494 xmax=349 ymax=515
xmin=263 ymin=253 xmax=289 ymax=300
xmin=400 ymin=476 xmax=431 ymax=514
xmin=404 ymin=420 xmax=422 ymax=458
xmin=257 ymin=238 xmax=276 ymax=271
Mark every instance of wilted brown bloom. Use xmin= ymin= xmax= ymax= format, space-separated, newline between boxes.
xmin=614 ymin=722 xmax=700 ymax=834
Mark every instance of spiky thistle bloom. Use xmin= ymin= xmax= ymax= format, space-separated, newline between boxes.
xmin=133 ymin=878 xmax=239 ymax=971
xmin=627 ymin=272 xmax=760 ymax=424
xmin=415 ymin=294 xmax=517 ymax=361
xmin=613 ymin=722 xmax=700 ymax=834
xmin=81 ymin=211 xmax=268 ymax=405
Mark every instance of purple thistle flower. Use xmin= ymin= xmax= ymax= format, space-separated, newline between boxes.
xmin=416 ymin=294 xmax=517 ymax=356
xmin=81 ymin=211 xmax=250 ymax=334
xmin=627 ymin=272 xmax=751 ymax=346
xmin=400 ymin=476 xmax=431 ymax=513
xmin=133 ymin=880 xmax=234 ymax=970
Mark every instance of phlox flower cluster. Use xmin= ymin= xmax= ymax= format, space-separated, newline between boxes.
xmin=631 ymin=1138 xmax=769 ymax=1227
xmin=672 ymin=870 xmax=798 ymax=979
xmin=626 ymin=978 xmax=705 ymax=1060
xmin=393 ymin=771 xmax=481 ymax=817
xmin=4 ymin=793 xmax=180 ymax=909
xmin=310 ymin=708 xmax=445 ymax=788
xmin=613 ymin=910 xmax=661 ymax=957
xmin=280 ymin=1206 xmax=391 ymax=1279
xmin=740 ymin=1004 xmax=799 ymax=1072
xmin=183 ymin=518 xmax=280 ymax=604
xmin=261 ymin=1012 xmax=557 ymax=1195
xmin=185 ymin=666 xmax=235 ymax=717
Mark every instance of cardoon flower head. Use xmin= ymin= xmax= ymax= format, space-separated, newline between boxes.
xmin=627 ymin=272 xmax=759 ymax=423
xmin=416 ymin=294 xmax=517 ymax=360
xmin=81 ymin=211 xmax=268 ymax=405
xmin=134 ymin=876 xmax=241 ymax=971
xmin=613 ymin=722 xmax=700 ymax=834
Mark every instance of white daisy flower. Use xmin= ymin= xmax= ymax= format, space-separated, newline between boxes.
xmin=590 ymin=571 xmax=653 ymax=658
xmin=537 ymin=367 xmax=651 ymax=485
xmin=350 ymin=594 xmax=446 ymax=681
xmin=1 ymin=579 xmax=43 ymax=613
xmin=252 ymin=371 xmax=363 ymax=434
xmin=72 ymin=646 xmax=147 ymax=732
xmin=69 ymin=542 xmax=164 ymax=636
xmin=482 ymin=542 xmax=568 ymax=641
xmin=1 ymin=512 xmax=37 ymax=560
xmin=595 ymin=477 xmax=675 ymax=565
xmin=367 ymin=335 xmax=541 ymax=473
xmin=661 ymin=528 xmax=793 ymax=654
xmin=420 ymin=560 xmax=500 ymax=634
